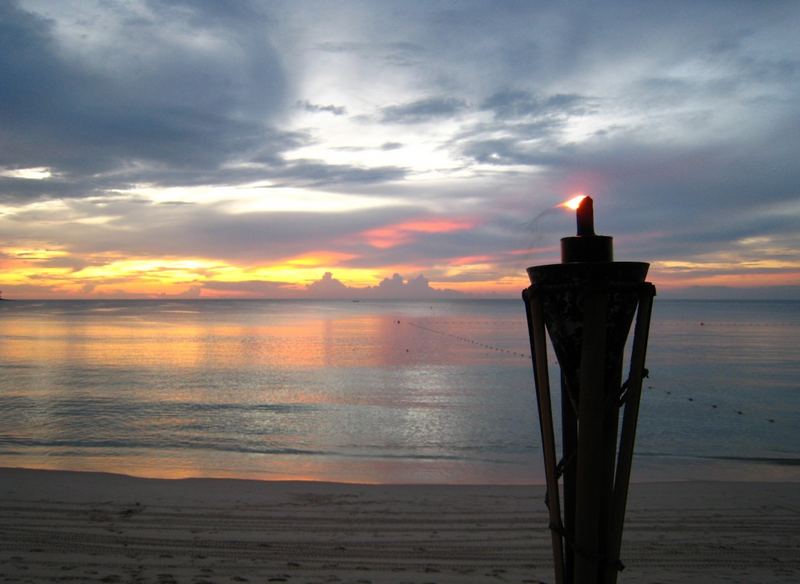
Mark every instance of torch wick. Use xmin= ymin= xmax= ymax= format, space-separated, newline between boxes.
xmin=577 ymin=196 xmax=595 ymax=236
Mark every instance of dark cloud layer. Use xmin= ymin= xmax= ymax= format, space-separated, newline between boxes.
xmin=481 ymin=90 xmax=593 ymax=119
xmin=296 ymin=100 xmax=348 ymax=116
xmin=381 ymin=97 xmax=468 ymax=124
xmin=0 ymin=1 xmax=286 ymax=180
xmin=0 ymin=1 xmax=407 ymax=206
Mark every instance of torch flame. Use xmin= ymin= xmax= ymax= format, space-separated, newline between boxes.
xmin=560 ymin=194 xmax=588 ymax=211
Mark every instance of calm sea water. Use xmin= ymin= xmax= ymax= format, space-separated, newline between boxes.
xmin=0 ymin=299 xmax=798 ymax=484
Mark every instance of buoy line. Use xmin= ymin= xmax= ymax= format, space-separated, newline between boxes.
xmin=404 ymin=320 xmax=531 ymax=359
xmin=403 ymin=320 xmax=785 ymax=427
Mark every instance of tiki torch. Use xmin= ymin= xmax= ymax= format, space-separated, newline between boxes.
xmin=522 ymin=195 xmax=656 ymax=584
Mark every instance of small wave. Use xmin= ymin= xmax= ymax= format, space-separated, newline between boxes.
xmin=704 ymin=455 xmax=800 ymax=466
xmin=0 ymin=435 xmax=498 ymax=463
xmin=0 ymin=396 xmax=317 ymax=414
xmin=638 ymin=452 xmax=800 ymax=467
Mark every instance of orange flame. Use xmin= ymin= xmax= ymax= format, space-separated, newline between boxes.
xmin=560 ymin=194 xmax=587 ymax=210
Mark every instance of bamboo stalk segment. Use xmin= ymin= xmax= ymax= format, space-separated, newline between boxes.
xmin=523 ymin=289 xmax=565 ymax=584
xmin=605 ymin=284 xmax=656 ymax=584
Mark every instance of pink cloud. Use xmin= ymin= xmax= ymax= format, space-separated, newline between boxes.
xmin=362 ymin=218 xmax=476 ymax=249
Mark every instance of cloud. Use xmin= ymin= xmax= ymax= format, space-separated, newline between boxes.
xmin=381 ymin=97 xmax=468 ymax=124
xmin=306 ymin=272 xmax=465 ymax=299
xmin=480 ymin=90 xmax=593 ymax=119
xmin=305 ymin=271 xmax=351 ymax=298
xmin=362 ymin=218 xmax=476 ymax=249
xmin=296 ymin=100 xmax=348 ymax=116
xmin=374 ymin=273 xmax=448 ymax=298
xmin=448 ymin=90 xmax=597 ymax=168
xmin=313 ymin=40 xmax=425 ymax=68
xmin=0 ymin=0 xmax=412 ymax=206
xmin=0 ymin=198 xmax=427 ymax=264
xmin=267 ymin=160 xmax=408 ymax=188
xmin=201 ymin=280 xmax=300 ymax=299
xmin=459 ymin=131 xmax=565 ymax=167
xmin=0 ymin=0 xmax=288 ymax=196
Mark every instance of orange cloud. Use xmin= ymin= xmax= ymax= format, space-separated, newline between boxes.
xmin=283 ymin=250 xmax=357 ymax=267
xmin=449 ymin=254 xmax=494 ymax=266
xmin=362 ymin=218 xmax=476 ymax=249
xmin=651 ymin=254 xmax=800 ymax=291
xmin=653 ymin=270 xmax=800 ymax=290
xmin=438 ymin=275 xmax=529 ymax=295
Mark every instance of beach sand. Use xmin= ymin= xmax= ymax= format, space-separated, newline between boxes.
xmin=0 ymin=467 xmax=798 ymax=583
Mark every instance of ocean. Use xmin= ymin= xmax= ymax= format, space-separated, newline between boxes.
xmin=0 ymin=298 xmax=798 ymax=484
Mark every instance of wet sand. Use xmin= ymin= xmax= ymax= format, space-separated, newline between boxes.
xmin=0 ymin=467 xmax=798 ymax=583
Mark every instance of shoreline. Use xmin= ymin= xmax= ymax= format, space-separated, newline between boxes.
xmin=2 ymin=466 xmax=798 ymax=583
xmin=4 ymin=449 xmax=799 ymax=486
xmin=2 ymin=463 xmax=800 ymax=487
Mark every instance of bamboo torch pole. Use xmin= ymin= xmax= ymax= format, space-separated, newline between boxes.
xmin=523 ymin=288 xmax=565 ymax=584
xmin=561 ymin=372 xmax=578 ymax=584
xmin=604 ymin=284 xmax=656 ymax=584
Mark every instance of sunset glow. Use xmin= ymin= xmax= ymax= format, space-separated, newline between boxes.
xmin=0 ymin=2 xmax=798 ymax=299
xmin=362 ymin=219 xmax=476 ymax=249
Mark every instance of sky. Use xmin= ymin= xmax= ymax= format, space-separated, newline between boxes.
xmin=1 ymin=0 xmax=799 ymax=300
